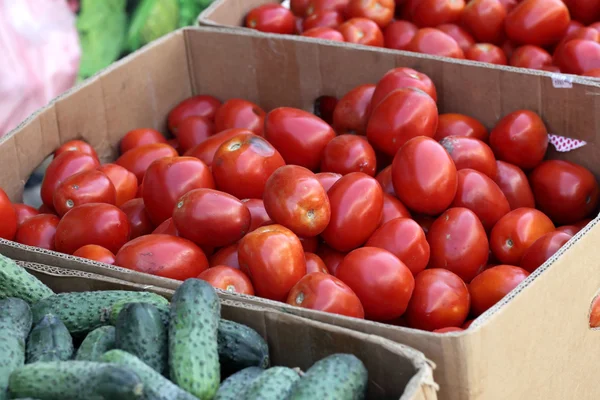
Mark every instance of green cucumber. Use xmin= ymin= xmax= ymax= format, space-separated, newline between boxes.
xmin=218 ymin=319 xmax=269 ymax=377
xmin=0 ymin=298 xmax=31 ymax=400
xmin=101 ymin=350 xmax=197 ymax=400
xmin=75 ymin=326 xmax=116 ymax=362
xmin=0 ymin=255 xmax=54 ymax=304
xmin=8 ymin=361 xmax=145 ymax=400
xmin=243 ymin=366 xmax=300 ymax=400
xmin=215 ymin=367 xmax=263 ymax=400
xmin=25 ymin=314 xmax=74 ymax=363
xmin=169 ymin=279 xmax=220 ymax=400
xmin=0 ymin=298 xmax=32 ymax=340
xmin=115 ymin=303 xmax=167 ymax=374
xmin=31 ymin=291 xmax=169 ymax=335
xmin=109 ymin=300 xmax=170 ymax=327
xmin=288 ymin=354 xmax=368 ymax=400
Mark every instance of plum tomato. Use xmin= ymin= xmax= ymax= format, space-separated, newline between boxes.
xmin=375 ymin=166 xmax=395 ymax=195
xmin=97 ymin=164 xmax=138 ymax=207
xmin=338 ymin=18 xmax=385 ymax=46
xmin=73 ymin=244 xmax=116 ymax=265
xmin=320 ymin=134 xmax=377 ymax=176
xmin=15 ymin=214 xmax=60 ymax=250
xmin=167 ymin=95 xmax=221 ymax=134
xmin=305 ymin=252 xmax=330 ymax=274
xmin=13 ymin=204 xmax=39 ymax=227
xmin=198 ymin=265 xmax=254 ymax=295
xmin=469 ymin=265 xmax=529 ymax=316
xmin=435 ymin=113 xmax=488 ymax=142
xmin=460 ymin=0 xmax=506 ymax=44
xmin=53 ymin=170 xmax=116 ymax=216
xmin=245 ymin=4 xmax=296 ymax=34
xmin=504 ymin=0 xmax=570 ymax=47
xmin=184 ymin=128 xmax=251 ymax=167
xmin=302 ymin=11 xmax=344 ymax=31
xmin=214 ymin=99 xmax=266 ymax=136
xmin=115 ymin=143 xmax=178 ymax=183
xmin=406 ymin=28 xmax=465 ymax=58
xmin=263 ymin=165 xmax=331 ymax=237
xmin=493 ymin=161 xmax=535 ymax=210
xmin=556 ymin=218 xmax=592 ymax=237
xmin=554 ymin=39 xmax=600 ymax=78
xmin=439 ymin=136 xmax=497 ymax=178
xmin=490 ymin=207 xmax=555 ymax=265
xmin=287 ymin=272 xmax=365 ymax=318
xmin=436 ymin=24 xmax=475 ymax=51
xmin=346 ymin=0 xmax=395 ymax=29
xmin=384 ymin=20 xmax=418 ymax=50
xmin=562 ymin=0 xmax=600 ymax=25
xmin=316 ymin=245 xmax=347 ymax=276
xmin=238 ymin=224 xmax=307 ymax=301
xmin=509 ymin=45 xmax=553 ymax=69
xmin=315 ymin=172 xmax=343 ymax=192
xmin=465 ymin=43 xmax=507 ymax=64
xmin=0 ymin=189 xmax=17 ymax=240
xmin=54 ymin=140 xmax=99 ymax=161
xmin=176 ymin=116 xmax=215 ymax=154
xmin=333 ymin=84 xmax=376 ymax=135
xmin=299 ymin=236 xmax=320 ymax=253
xmin=302 ymin=27 xmax=345 ymax=41
xmin=590 ymin=295 xmax=600 ymax=328
xmin=241 ymin=199 xmax=273 ymax=232
xmin=119 ymin=128 xmax=167 ymax=155
xmin=115 ymin=234 xmax=208 ymax=280
xmin=152 ymin=218 xmax=179 ymax=236
xmin=371 ymin=67 xmax=438 ymax=111
xmin=321 ymin=172 xmax=384 ymax=252
xmin=520 ymin=231 xmax=572 ymax=273
xmin=292 ymin=0 xmax=313 ymax=16
xmin=307 ymin=0 xmax=351 ymax=14
xmin=410 ymin=0 xmax=465 ymax=28
xmin=392 ymin=136 xmax=458 ymax=215
xmin=212 ymin=134 xmax=285 ymax=200
xmin=380 ymin=193 xmax=411 ymax=225
xmin=210 ymin=245 xmax=241 ymax=271
xmin=119 ymin=198 xmax=155 ymax=239
xmin=336 ymin=247 xmax=414 ymax=321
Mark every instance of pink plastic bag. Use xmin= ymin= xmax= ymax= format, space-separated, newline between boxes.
xmin=0 ymin=0 xmax=80 ymax=136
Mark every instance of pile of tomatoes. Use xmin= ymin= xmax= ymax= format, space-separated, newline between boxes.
xmin=0 ymin=65 xmax=598 ymax=333
xmin=244 ymin=0 xmax=600 ymax=77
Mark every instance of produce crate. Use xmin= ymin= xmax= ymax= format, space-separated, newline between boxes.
xmin=16 ymin=261 xmax=437 ymax=400
xmin=1 ymin=27 xmax=600 ymax=400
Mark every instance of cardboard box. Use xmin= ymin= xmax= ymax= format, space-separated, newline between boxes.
xmin=18 ymin=261 xmax=437 ymax=400
xmin=1 ymin=27 xmax=600 ymax=399
xmin=197 ymin=0 xmax=281 ymax=29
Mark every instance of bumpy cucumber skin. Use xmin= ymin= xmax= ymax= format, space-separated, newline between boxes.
xmin=101 ymin=350 xmax=197 ymax=400
xmin=0 ymin=298 xmax=32 ymax=340
xmin=8 ymin=361 xmax=145 ymax=400
xmin=288 ymin=354 xmax=368 ymax=400
xmin=31 ymin=291 xmax=169 ymax=335
xmin=243 ymin=366 xmax=300 ymax=400
xmin=0 ymin=255 xmax=54 ymax=304
xmin=109 ymin=300 xmax=170 ymax=327
xmin=115 ymin=303 xmax=167 ymax=374
xmin=169 ymin=279 xmax=221 ymax=400
xmin=26 ymin=314 xmax=74 ymax=363
xmin=218 ymin=319 xmax=269 ymax=377
xmin=75 ymin=326 xmax=116 ymax=362
xmin=215 ymin=367 xmax=263 ymax=400
xmin=0 ymin=298 xmax=31 ymax=400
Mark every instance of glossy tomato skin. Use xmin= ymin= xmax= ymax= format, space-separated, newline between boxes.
xmin=152 ymin=218 xmax=179 ymax=236
xmin=509 ymin=45 xmax=553 ymax=69
xmin=210 ymin=245 xmax=240 ymax=270
xmin=333 ymin=84 xmax=376 ymax=135
xmin=465 ymin=43 xmax=507 ymax=64
xmin=405 ymin=268 xmax=470 ymax=331
xmin=556 ymin=218 xmax=592 ymax=237
xmin=53 ymin=170 xmax=116 ymax=216
xmin=384 ymin=20 xmax=418 ymax=50
xmin=321 ymin=173 xmax=384 ymax=252
xmin=346 ymin=0 xmax=395 ymax=28
xmin=97 ymin=164 xmax=138 ymax=207
xmin=336 ymin=247 xmax=414 ymax=321
xmin=375 ymin=166 xmax=395 ymax=195
xmin=529 ymin=160 xmax=600 ymax=225
xmin=410 ymin=0 xmax=465 ymax=28
xmin=263 ymin=165 xmax=331 ymax=237
xmin=119 ymin=198 xmax=155 ymax=239
xmin=366 ymin=217 xmax=429 ymax=276
xmin=436 ymin=24 xmax=476 ymax=51
xmin=589 ymin=295 xmax=600 ymax=328
xmin=198 ymin=265 xmax=254 ymax=295
xmin=241 ymin=199 xmax=273 ymax=232
xmin=407 ymin=28 xmax=465 ymax=58
xmin=13 ymin=204 xmax=39 ymax=227
xmin=238 ymin=224 xmax=307 ymax=301
xmin=245 ymin=4 xmax=296 ymax=34
xmin=303 ymin=10 xmax=344 ymax=30
xmin=0 ymin=189 xmax=17 ymax=240
xmin=489 ymin=110 xmax=548 ymax=170
xmin=428 ymin=207 xmax=489 ymax=282
xmin=302 ymin=27 xmax=346 ymax=40
xmin=55 ymin=203 xmax=131 ymax=255
xmin=287 ymin=272 xmax=365 ymax=318
xmin=143 ymin=156 xmax=215 ymax=226
xmin=116 ymin=234 xmax=208 ymax=280
xmin=264 ymin=107 xmax=336 ymax=171
xmin=212 ymin=134 xmax=285 ymax=200
xmin=338 ymin=18 xmax=385 ymax=46
xmin=439 ymin=136 xmax=497 ymax=178
xmin=371 ymin=67 xmax=438 ymax=110
xmin=315 ymin=172 xmax=343 ymax=192
xmin=320 ymin=135 xmax=377 ymax=176
xmin=316 ymin=244 xmax=347 ymax=276
xmin=469 ymin=265 xmax=529 ymax=316
xmin=184 ymin=128 xmax=251 ymax=167
xmin=15 ymin=214 xmax=60 ymax=250
xmin=504 ymin=0 xmax=570 ymax=47
xmin=392 ymin=136 xmax=458 ymax=215
xmin=307 ymin=0 xmax=351 ymax=14
xmin=291 ymin=0 xmax=312 ymax=16
xmin=54 ymin=140 xmax=99 ymax=161
xmin=460 ymin=0 xmax=506 ymax=44
xmin=73 ymin=245 xmax=116 ymax=264
xmin=41 ymin=151 xmax=100 ymax=210
xmin=380 ymin=194 xmax=411 ymax=225
xmin=493 ymin=161 xmax=535 ymax=210
xmin=305 ymin=252 xmax=329 ymax=274
xmin=520 ymin=231 xmax=572 ymax=273
xmin=168 ymin=95 xmax=221 ymax=134
xmin=490 ymin=207 xmax=555 ymax=265
xmin=435 ymin=113 xmax=488 ymax=142
xmin=214 ymin=99 xmax=266 ymax=136
xmin=176 ymin=116 xmax=215 ymax=154
xmin=115 ymin=143 xmax=178 ymax=183
xmin=554 ymin=39 xmax=600 ymax=76
xmin=119 ymin=129 xmax=167 ymax=155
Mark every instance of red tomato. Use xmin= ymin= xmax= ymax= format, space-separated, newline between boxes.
xmin=238 ymin=224 xmax=307 ymax=301
xmin=287 ymin=272 xmax=365 ymax=318
xmin=380 ymin=193 xmax=411 ymax=225
xmin=529 ymin=160 xmax=600 ymax=225
xmin=241 ymin=199 xmax=273 ymax=232
xmin=53 ymin=170 xmax=116 ymax=216
xmin=590 ymin=295 xmax=600 ymax=328
xmin=305 ymin=253 xmax=330 ymax=274
xmin=13 ymin=204 xmax=39 ymax=227
xmin=299 ymin=236 xmax=320 ymax=253
xmin=317 ymin=244 xmax=347 ymax=276
xmin=176 ymin=116 xmax=215 ymax=154
xmin=520 ymin=231 xmax=572 ymax=273
xmin=245 ymin=4 xmax=296 ymax=34
xmin=263 ymin=165 xmax=331 ymax=237
xmin=307 ymin=0 xmax=351 ymax=14
xmin=214 ymin=99 xmax=266 ymax=136
xmin=439 ymin=136 xmax=497 ymax=178
xmin=337 ymin=247 xmax=414 ymax=321
xmin=407 ymin=28 xmax=465 ymax=58
xmin=315 ymin=172 xmax=343 ymax=192
xmin=465 ymin=43 xmax=507 ymax=64
xmin=338 ymin=18 xmax=385 ymax=46
xmin=556 ymin=218 xmax=592 ymax=236
xmin=375 ymin=166 xmax=395 ymax=195
xmin=469 ymin=265 xmax=529 ymax=316
xmin=333 ymin=84 xmax=376 ymax=135
xmin=264 ymin=107 xmax=336 ymax=171
xmin=302 ymin=27 xmax=346 ymax=40
xmin=411 ymin=0 xmax=465 ymax=27
xmin=371 ymin=67 xmax=438 ymax=110
xmin=563 ymin=0 xmax=600 ymax=25
xmin=493 ymin=161 xmax=535 ymax=210
xmin=557 ymin=27 xmax=600 ymax=48
xmin=210 ymin=244 xmax=240 ymax=269
xmin=73 ymin=245 xmax=116 ymax=264
xmin=321 ymin=173 xmax=384 ymax=252
xmin=116 ymin=234 xmax=208 ymax=280
xmin=38 ymin=204 xmax=56 ymax=215
xmin=554 ymin=39 xmax=600 ymax=75
xmin=119 ymin=129 xmax=167 ymax=155
xmin=460 ymin=0 xmax=506 ymax=44
xmin=490 ymin=208 xmax=555 ymax=265
xmin=292 ymin=0 xmax=312 ymax=16
xmin=41 ymin=151 xmax=100 ymax=210
xmin=303 ymin=11 xmax=344 ymax=30
xmin=434 ymin=113 xmax=488 ymax=142
xmin=504 ymin=0 xmax=570 ymax=47
xmin=198 ymin=265 xmax=254 ymax=295
xmin=384 ymin=20 xmax=418 ymax=50
xmin=320 ymin=135 xmax=377 ymax=176
xmin=15 ymin=214 xmax=60 ymax=250
xmin=168 ymin=95 xmax=221 ymax=134
xmin=55 ymin=203 xmax=131 ymax=255
xmin=462 ymin=319 xmax=474 ymax=329
xmin=54 ymin=140 xmax=99 ymax=161
xmin=184 ymin=128 xmax=250 ymax=167
xmin=115 ymin=143 xmax=178 ymax=183
xmin=213 ymin=134 xmax=285 ymax=200
xmin=392 ymin=136 xmax=458 ymax=215
xmin=452 ymin=169 xmax=511 ymax=231
xmin=405 ymin=268 xmax=470 ymax=331
xmin=584 ymin=68 xmax=600 ymax=77
xmin=366 ymin=217 xmax=429 ymax=276
xmin=433 ymin=327 xmax=464 ymax=333
xmin=427 ymin=207 xmax=489 ymax=282
xmin=489 ymin=110 xmax=548 ymax=170
xmin=509 ymin=45 xmax=552 ymax=69
xmin=97 ymin=164 xmax=138 ymax=207
xmin=119 ymin=198 xmax=155 ymax=239
xmin=152 ymin=218 xmax=179 ymax=236
xmin=436 ymin=24 xmax=476 ymax=51
xmin=346 ymin=0 xmax=395 ymax=28
xmin=0 ymin=190 xmax=17 ymax=240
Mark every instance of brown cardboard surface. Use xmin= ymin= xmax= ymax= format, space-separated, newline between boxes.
xmin=1 ymin=27 xmax=600 ymax=399
xmin=20 ymin=261 xmax=437 ymax=400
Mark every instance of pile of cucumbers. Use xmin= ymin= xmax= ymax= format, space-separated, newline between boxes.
xmin=0 ymin=255 xmax=369 ymax=400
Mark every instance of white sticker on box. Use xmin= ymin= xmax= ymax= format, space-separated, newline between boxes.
xmin=551 ymin=73 xmax=573 ymax=88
